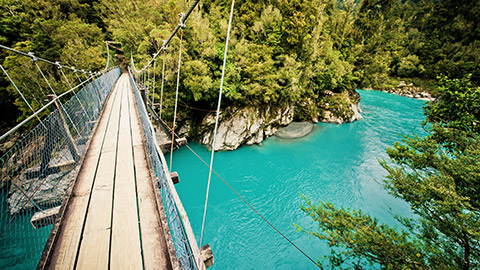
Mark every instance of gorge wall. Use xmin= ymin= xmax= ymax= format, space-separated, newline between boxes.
xmin=177 ymin=92 xmax=362 ymax=151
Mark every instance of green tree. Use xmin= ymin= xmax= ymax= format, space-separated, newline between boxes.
xmin=426 ymin=75 xmax=480 ymax=133
xmin=298 ymin=76 xmax=480 ymax=269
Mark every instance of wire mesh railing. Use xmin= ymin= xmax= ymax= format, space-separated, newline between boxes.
xmin=0 ymin=68 xmax=121 ymax=269
xmin=128 ymin=68 xmax=200 ymax=270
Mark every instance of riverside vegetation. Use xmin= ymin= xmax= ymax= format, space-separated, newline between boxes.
xmin=1 ymin=0 xmax=479 ymax=267
xmin=298 ymin=76 xmax=480 ymax=269
xmin=1 ymin=0 xmax=479 ymax=144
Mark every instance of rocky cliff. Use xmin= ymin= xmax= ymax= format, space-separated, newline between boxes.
xmin=190 ymin=105 xmax=294 ymax=151
xmin=177 ymin=91 xmax=362 ymax=151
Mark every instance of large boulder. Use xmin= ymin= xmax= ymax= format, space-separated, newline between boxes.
xmin=198 ymin=105 xmax=294 ymax=151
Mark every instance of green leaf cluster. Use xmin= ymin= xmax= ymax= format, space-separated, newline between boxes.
xmin=299 ymin=198 xmax=428 ymax=269
xmin=299 ymin=77 xmax=480 ymax=269
xmin=3 ymin=0 xmax=480 ymax=130
xmin=0 ymin=0 xmax=107 ymax=130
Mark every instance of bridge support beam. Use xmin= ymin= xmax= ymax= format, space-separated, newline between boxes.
xmin=47 ymin=95 xmax=80 ymax=163
xmin=201 ymin=244 xmax=214 ymax=268
xmin=170 ymin=172 xmax=179 ymax=184
xmin=31 ymin=206 xmax=61 ymax=229
xmin=160 ymin=137 xmax=188 ymax=153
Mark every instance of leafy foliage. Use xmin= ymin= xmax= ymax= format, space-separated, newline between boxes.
xmin=299 ymin=198 xmax=428 ymax=269
xmin=426 ymin=75 xmax=480 ymax=133
xmin=2 ymin=0 xmax=480 ymax=130
xmin=300 ymin=77 xmax=480 ymax=269
xmin=0 ymin=0 xmax=106 ymax=130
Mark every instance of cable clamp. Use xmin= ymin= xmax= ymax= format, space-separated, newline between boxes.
xmin=162 ymin=40 xmax=168 ymax=52
xmin=28 ymin=52 xmax=37 ymax=62
xmin=55 ymin=61 xmax=62 ymax=69
xmin=179 ymin=13 xmax=186 ymax=29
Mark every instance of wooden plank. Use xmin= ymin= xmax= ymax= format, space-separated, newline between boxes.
xmin=75 ymin=75 xmax=125 ymax=269
xmin=110 ymin=76 xmax=143 ymax=269
xmin=128 ymin=82 xmax=172 ymax=270
xmin=47 ymin=77 xmax=123 ymax=270
xmin=25 ymin=160 xmax=76 ymax=180
xmin=31 ymin=206 xmax=61 ymax=229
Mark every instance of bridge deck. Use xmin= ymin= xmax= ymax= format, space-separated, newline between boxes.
xmin=40 ymin=74 xmax=172 ymax=269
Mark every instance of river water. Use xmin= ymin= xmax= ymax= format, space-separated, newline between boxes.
xmin=172 ymin=90 xmax=427 ymax=269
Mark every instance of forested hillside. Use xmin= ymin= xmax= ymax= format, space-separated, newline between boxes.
xmin=1 ymin=0 xmax=479 ymax=133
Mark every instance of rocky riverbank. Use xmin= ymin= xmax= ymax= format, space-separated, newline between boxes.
xmin=196 ymin=105 xmax=295 ymax=151
xmin=176 ymin=91 xmax=362 ymax=151
xmin=382 ymin=81 xmax=434 ymax=101
xmin=319 ymin=91 xmax=363 ymax=124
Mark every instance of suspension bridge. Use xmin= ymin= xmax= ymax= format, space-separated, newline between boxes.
xmin=0 ymin=0 xmax=320 ymax=269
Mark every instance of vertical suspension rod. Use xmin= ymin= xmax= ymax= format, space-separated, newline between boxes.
xmin=32 ymin=59 xmax=80 ymax=136
xmin=169 ymin=21 xmax=185 ymax=173
xmin=200 ymin=0 xmax=236 ymax=249
xmin=159 ymin=49 xmax=166 ymax=119
xmin=58 ymin=64 xmax=92 ymax=122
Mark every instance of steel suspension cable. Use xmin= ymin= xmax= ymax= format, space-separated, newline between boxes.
xmin=0 ymin=76 xmax=92 ymax=141
xmin=150 ymin=57 xmax=157 ymax=122
xmin=0 ymin=64 xmax=47 ymax=130
xmin=169 ymin=16 xmax=186 ymax=173
xmin=58 ymin=64 xmax=92 ymax=122
xmin=147 ymin=63 xmax=150 ymax=92
xmin=200 ymin=0 xmax=235 ymax=249
xmin=159 ymin=49 xmax=167 ymax=119
xmin=147 ymin=63 xmax=151 ymax=107
xmin=33 ymin=60 xmax=81 ymax=136
xmin=152 ymin=54 xmax=157 ymax=106
xmin=131 ymin=0 xmax=199 ymax=74
xmin=0 ymin=68 xmax=101 ymax=236
xmin=185 ymin=144 xmax=319 ymax=267
xmin=75 ymin=72 xmax=83 ymax=84
xmin=75 ymin=71 xmax=102 ymax=108
xmin=0 ymin=44 xmax=77 ymax=72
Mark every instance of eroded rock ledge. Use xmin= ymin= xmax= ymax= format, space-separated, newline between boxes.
xmin=276 ymin=122 xmax=314 ymax=139
xmin=382 ymin=81 xmax=434 ymax=101
xmin=197 ymin=105 xmax=294 ymax=151
xmin=178 ymin=92 xmax=362 ymax=151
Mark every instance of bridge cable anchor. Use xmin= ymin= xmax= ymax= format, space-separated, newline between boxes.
xmin=179 ymin=12 xmax=186 ymax=29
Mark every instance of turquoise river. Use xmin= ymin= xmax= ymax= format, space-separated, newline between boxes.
xmin=171 ymin=90 xmax=428 ymax=269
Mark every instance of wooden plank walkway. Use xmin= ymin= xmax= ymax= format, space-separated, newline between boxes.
xmin=38 ymin=74 xmax=173 ymax=270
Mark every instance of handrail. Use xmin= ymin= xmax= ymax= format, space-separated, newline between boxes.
xmin=0 ymin=76 xmax=94 ymax=141
xmin=128 ymin=68 xmax=205 ymax=270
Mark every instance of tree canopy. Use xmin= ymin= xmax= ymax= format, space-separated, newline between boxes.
xmin=299 ymin=76 xmax=480 ymax=269
xmin=2 ymin=0 xmax=480 ymax=131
